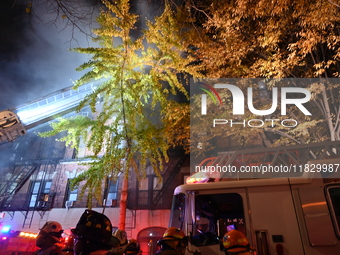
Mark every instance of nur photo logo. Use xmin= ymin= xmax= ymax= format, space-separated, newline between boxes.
xmin=193 ymin=79 xmax=312 ymax=129
xmin=198 ymin=82 xmax=222 ymax=115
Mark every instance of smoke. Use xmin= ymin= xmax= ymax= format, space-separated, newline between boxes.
xmin=0 ymin=0 xmax=188 ymax=112
xmin=0 ymin=0 xmax=182 ymax=111
xmin=130 ymin=0 xmax=163 ymax=36
xmin=0 ymin=0 xmax=99 ymax=111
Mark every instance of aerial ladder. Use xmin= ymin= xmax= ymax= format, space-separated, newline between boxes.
xmin=0 ymin=81 xmax=101 ymax=144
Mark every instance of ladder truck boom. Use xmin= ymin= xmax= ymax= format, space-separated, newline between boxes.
xmin=0 ymin=81 xmax=101 ymax=144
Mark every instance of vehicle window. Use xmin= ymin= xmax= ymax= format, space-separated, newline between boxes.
xmin=192 ymin=193 xmax=244 ymax=246
xmin=326 ymin=185 xmax=340 ymax=238
xmin=169 ymin=193 xmax=186 ymax=229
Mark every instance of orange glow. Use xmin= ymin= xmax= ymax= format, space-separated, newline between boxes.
xmin=19 ymin=231 xmax=38 ymax=238
xmin=186 ymin=170 xmax=221 ymax=184
xmin=302 ymin=202 xmax=326 ymax=208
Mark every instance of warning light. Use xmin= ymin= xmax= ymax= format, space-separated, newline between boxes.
xmin=19 ymin=231 xmax=37 ymax=238
xmin=1 ymin=226 xmax=11 ymax=233
xmin=186 ymin=170 xmax=220 ymax=184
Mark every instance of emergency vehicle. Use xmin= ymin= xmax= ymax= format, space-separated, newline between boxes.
xmin=169 ymin=154 xmax=340 ymax=255
xmin=0 ymin=225 xmax=39 ymax=255
xmin=0 ymin=223 xmax=74 ymax=255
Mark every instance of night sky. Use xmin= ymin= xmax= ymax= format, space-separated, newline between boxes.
xmin=0 ymin=0 xmax=164 ymax=112
xmin=0 ymin=0 xmax=98 ymax=111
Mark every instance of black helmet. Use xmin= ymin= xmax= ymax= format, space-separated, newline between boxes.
xmin=126 ymin=241 xmax=142 ymax=255
xmin=71 ymin=209 xmax=113 ymax=247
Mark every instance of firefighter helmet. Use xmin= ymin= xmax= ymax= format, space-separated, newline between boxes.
xmin=71 ymin=209 xmax=113 ymax=247
xmin=36 ymin=221 xmax=63 ymax=249
xmin=112 ymin=229 xmax=128 ymax=245
xmin=41 ymin=221 xmax=63 ymax=235
xmin=157 ymin=227 xmax=188 ymax=250
xmin=222 ymin=230 xmax=253 ymax=253
xmin=162 ymin=227 xmax=186 ymax=240
xmin=126 ymin=239 xmax=142 ymax=255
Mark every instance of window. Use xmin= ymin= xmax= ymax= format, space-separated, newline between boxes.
xmin=139 ymin=177 xmax=162 ymax=190
xmin=138 ymin=175 xmax=163 ymax=206
xmin=65 ymin=179 xmax=78 ymax=202
xmin=194 ymin=193 xmax=245 ymax=243
xmin=103 ymin=179 xmax=119 ymax=206
xmin=169 ymin=192 xmax=245 ymax=247
xmin=153 ymin=177 xmax=162 ymax=190
xmin=169 ymin=193 xmax=186 ymax=229
xmin=28 ymin=180 xmax=52 ymax=208
xmin=192 ymin=193 xmax=244 ymax=246
xmin=43 ymin=181 xmax=51 ymax=193
xmin=326 ymin=185 xmax=340 ymax=239
xmin=139 ymin=178 xmax=149 ymax=191
xmin=68 ymin=188 xmax=78 ymax=201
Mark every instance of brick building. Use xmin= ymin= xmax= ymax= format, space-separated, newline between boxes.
xmin=0 ymin=83 xmax=190 ymax=255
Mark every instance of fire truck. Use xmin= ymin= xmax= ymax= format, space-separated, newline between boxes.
xmin=169 ymin=144 xmax=340 ymax=255
xmin=0 ymin=223 xmax=74 ymax=255
xmin=0 ymin=224 xmax=39 ymax=255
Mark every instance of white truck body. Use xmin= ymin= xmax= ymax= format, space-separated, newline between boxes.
xmin=169 ymin=158 xmax=340 ymax=255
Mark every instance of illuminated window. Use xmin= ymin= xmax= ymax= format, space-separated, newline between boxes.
xmin=28 ymin=180 xmax=51 ymax=208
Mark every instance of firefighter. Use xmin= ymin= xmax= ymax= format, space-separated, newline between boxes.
xmin=61 ymin=234 xmax=75 ymax=254
xmin=108 ymin=229 xmax=129 ymax=255
xmin=35 ymin=221 xmax=64 ymax=255
xmin=155 ymin=227 xmax=188 ymax=255
xmin=112 ymin=229 xmax=128 ymax=247
xmin=71 ymin=209 xmax=115 ymax=255
xmin=221 ymin=230 xmax=255 ymax=255
xmin=124 ymin=239 xmax=142 ymax=255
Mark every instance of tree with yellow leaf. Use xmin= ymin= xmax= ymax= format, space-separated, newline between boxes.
xmin=40 ymin=0 xmax=202 ymax=206
xmin=186 ymin=0 xmax=340 ymax=148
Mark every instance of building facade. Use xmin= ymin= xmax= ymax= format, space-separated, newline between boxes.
xmin=0 ymin=84 xmax=190 ymax=253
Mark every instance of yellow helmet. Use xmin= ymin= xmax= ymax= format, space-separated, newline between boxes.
xmin=162 ymin=227 xmax=186 ymax=240
xmin=222 ymin=230 xmax=253 ymax=253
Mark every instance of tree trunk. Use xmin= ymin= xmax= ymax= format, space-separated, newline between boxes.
xmin=119 ymin=176 xmax=128 ymax=231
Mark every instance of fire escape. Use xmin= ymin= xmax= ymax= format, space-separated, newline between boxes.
xmin=127 ymin=151 xmax=188 ymax=210
xmin=0 ymin=81 xmax=100 ymax=227
xmin=0 ymin=128 xmax=66 ymax=227
xmin=152 ymin=155 xmax=187 ymax=206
